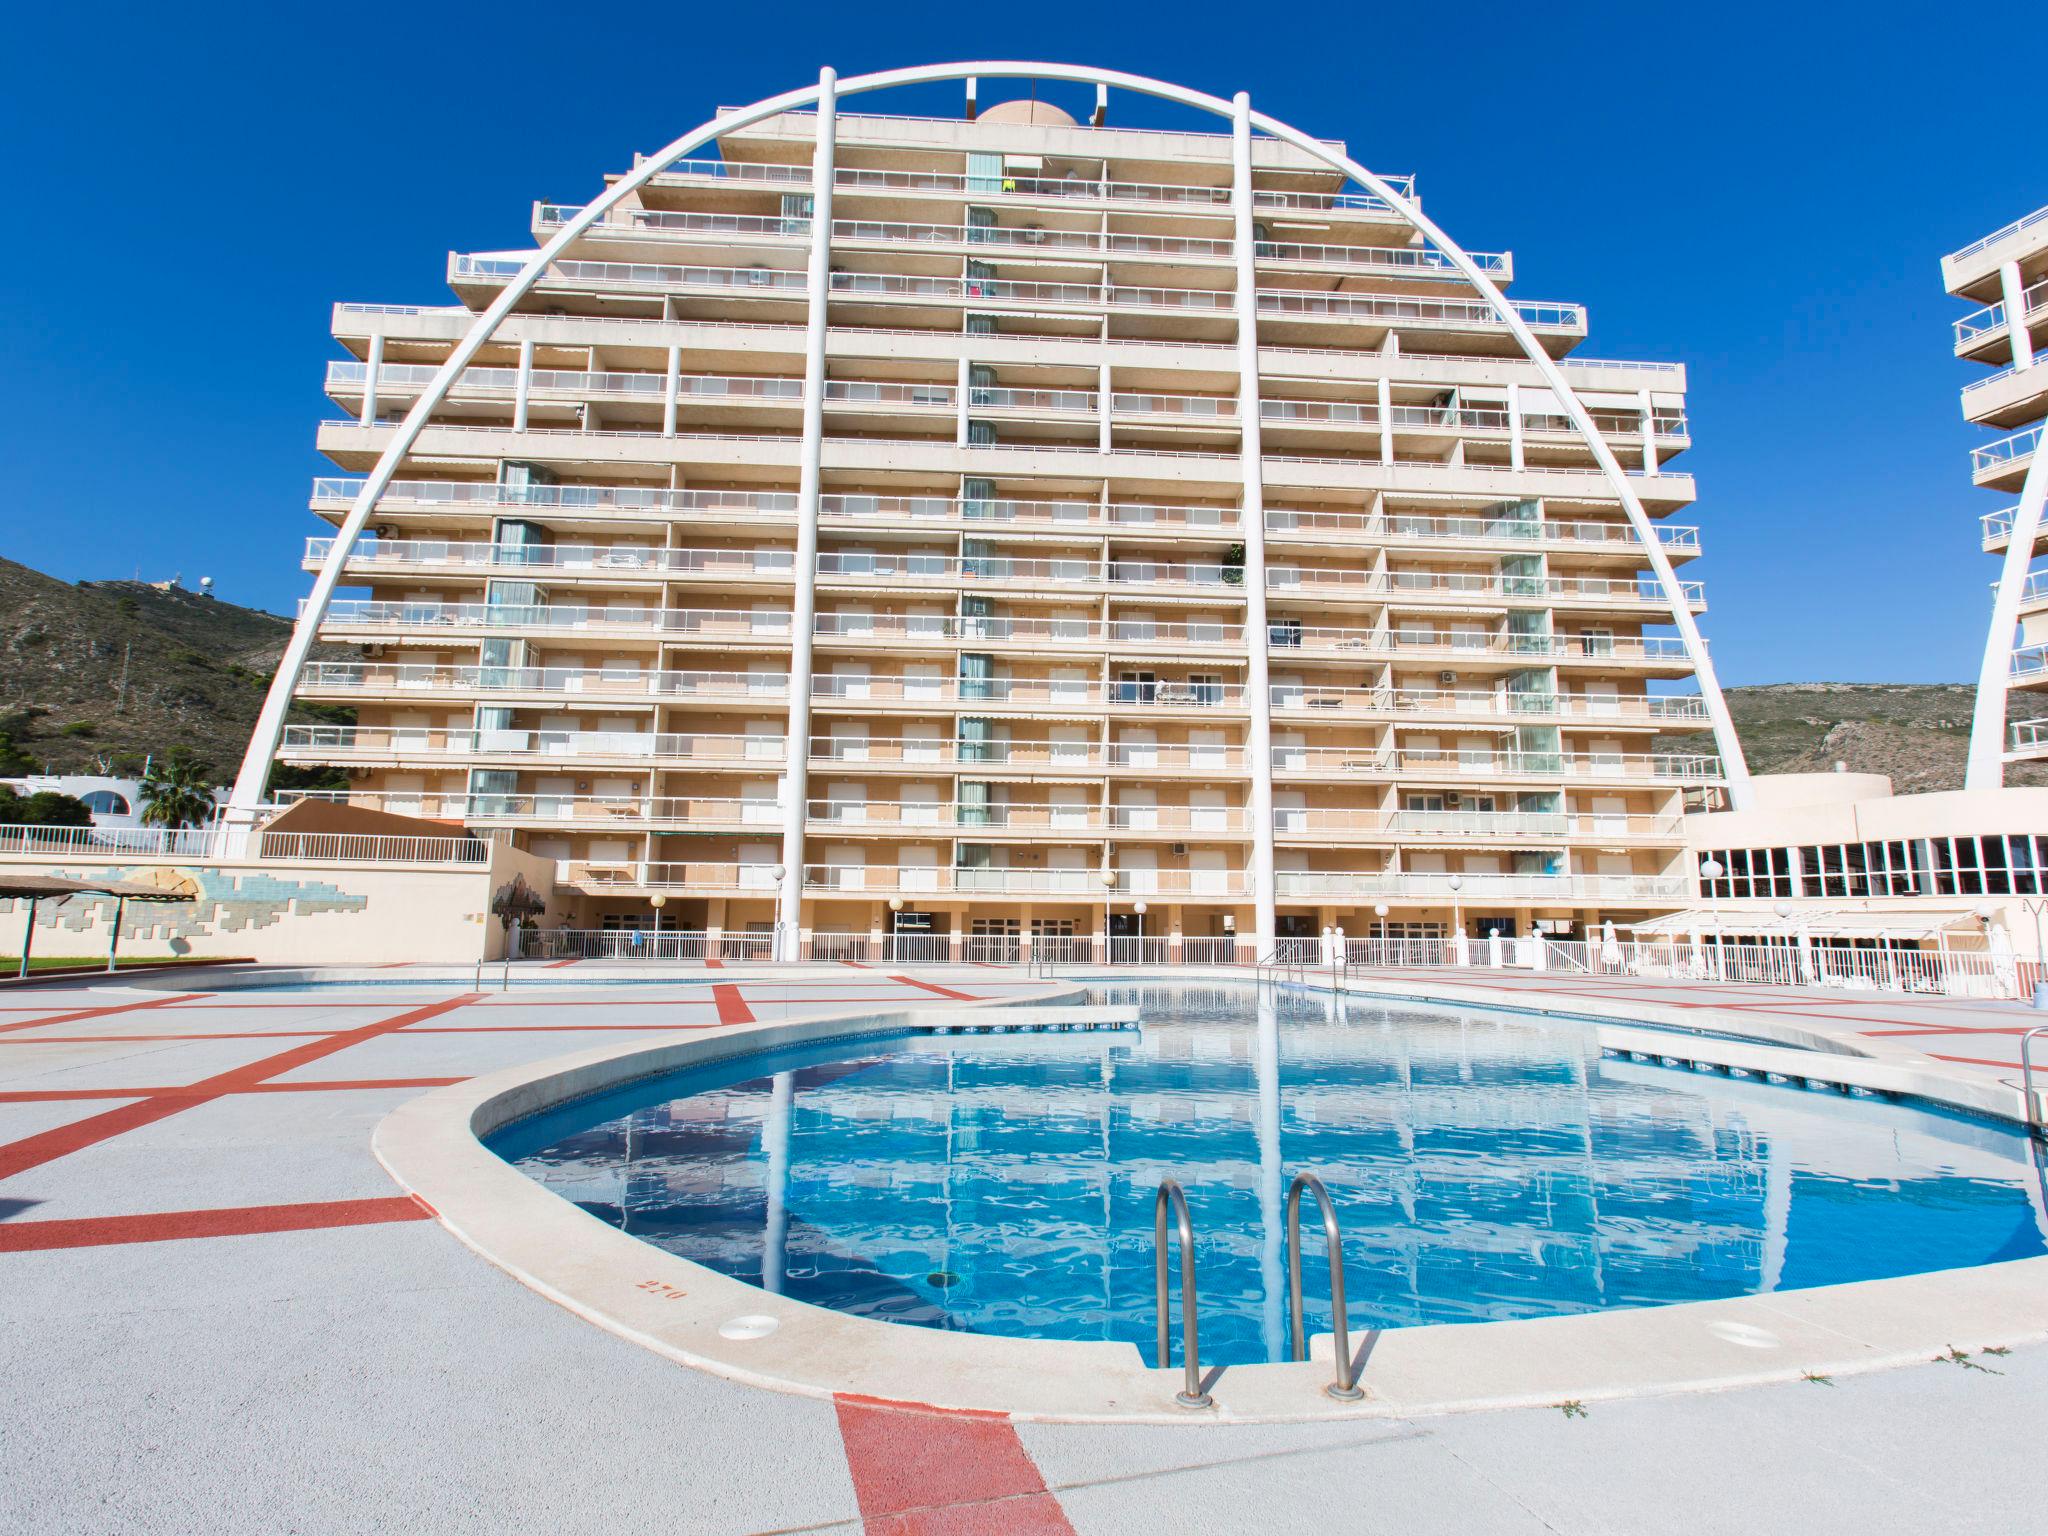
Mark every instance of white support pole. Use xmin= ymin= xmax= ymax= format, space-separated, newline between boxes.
xmin=105 ymin=894 xmax=125 ymax=974
xmin=1638 ymin=387 xmax=1656 ymax=473
xmin=1376 ymin=375 xmax=1394 ymax=465
xmin=1505 ymin=380 xmax=1523 ymax=471
xmin=956 ymin=356 xmax=969 ymax=445
xmin=1232 ymin=94 xmax=1277 ymax=956
xmin=1968 ymin=448 xmax=2048 ymax=788
xmin=2001 ymin=261 xmax=2036 ymax=372
xmin=359 ymin=332 xmax=383 ymax=426
xmin=513 ymin=339 xmax=533 ymax=432
xmin=662 ymin=344 xmax=681 ymax=436
xmin=1098 ymin=361 xmax=1112 ymax=452
xmin=775 ymin=68 xmax=837 ymax=961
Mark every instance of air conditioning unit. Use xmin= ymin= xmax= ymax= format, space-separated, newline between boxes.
xmin=1439 ymin=671 xmax=1457 ymax=684
xmin=1170 ymin=842 xmax=1188 ymax=856
xmin=1445 ymin=793 xmax=1461 ymax=808
xmin=362 ymin=644 xmax=386 ymax=659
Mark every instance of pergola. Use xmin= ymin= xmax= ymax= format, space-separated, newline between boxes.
xmin=2 ymin=872 xmax=197 ymax=978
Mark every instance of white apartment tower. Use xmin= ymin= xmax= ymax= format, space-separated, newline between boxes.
xmin=1952 ymin=207 xmax=2048 ymax=787
xmin=253 ymin=66 xmax=1738 ymax=959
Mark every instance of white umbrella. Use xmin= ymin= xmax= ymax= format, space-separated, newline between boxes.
xmin=1600 ymin=920 xmax=1622 ymax=969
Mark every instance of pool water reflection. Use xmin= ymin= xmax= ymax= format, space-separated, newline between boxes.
xmin=489 ymin=984 xmax=2048 ymax=1366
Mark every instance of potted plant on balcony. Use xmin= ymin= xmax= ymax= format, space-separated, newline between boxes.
xmin=1222 ymin=542 xmax=1245 ymax=585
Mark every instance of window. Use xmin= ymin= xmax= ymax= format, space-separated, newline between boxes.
xmin=79 ymin=789 xmax=130 ymax=816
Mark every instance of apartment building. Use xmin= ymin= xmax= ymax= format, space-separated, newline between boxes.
xmin=1951 ymin=206 xmax=2048 ymax=786
xmin=273 ymin=82 xmax=1723 ymax=957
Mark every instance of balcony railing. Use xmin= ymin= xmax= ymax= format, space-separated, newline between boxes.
xmin=0 ymin=823 xmax=494 ymax=867
xmin=806 ymin=737 xmax=1248 ymax=772
xmin=813 ymin=614 xmax=1245 ymax=647
xmin=311 ymin=602 xmax=795 ymax=641
xmin=2012 ymin=717 xmax=2048 ymax=751
xmin=296 ymin=661 xmax=789 ymax=697
xmin=641 ymin=153 xmax=1414 ymax=213
xmin=1272 ymin=745 xmax=1719 ymax=780
xmin=1948 ymin=205 xmax=2048 ymax=266
xmin=279 ymin=724 xmax=783 ymax=764
xmin=1955 ymin=275 xmax=2048 ymax=346
xmin=807 ymin=674 xmax=1247 ymax=709
xmin=803 ymin=864 xmax=1249 ymax=897
xmin=806 ymin=800 xmax=1246 ymax=834
xmin=1268 ymin=568 xmax=1703 ymax=605
xmin=1273 ymin=871 xmax=1685 ymax=900
xmin=305 ymin=536 xmax=795 ymax=576
xmin=539 ymin=202 xmax=1507 ymax=274
xmin=451 ymin=254 xmax=1584 ymax=332
xmin=1972 ymin=425 xmax=2042 ymax=475
xmin=1265 ymin=508 xmax=1698 ymax=552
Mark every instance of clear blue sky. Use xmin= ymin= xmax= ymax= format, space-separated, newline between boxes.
xmin=0 ymin=2 xmax=2028 ymax=685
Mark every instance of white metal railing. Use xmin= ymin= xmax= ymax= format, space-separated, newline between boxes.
xmin=311 ymin=604 xmax=795 ymax=643
xmin=542 ymin=200 xmax=1510 ymax=275
xmin=278 ymin=724 xmax=788 ymax=762
xmin=2012 ymin=717 xmax=2048 ymax=751
xmin=311 ymin=477 xmax=800 ymax=517
xmin=2012 ymin=644 xmax=2048 ymax=681
xmin=518 ymin=927 xmax=776 ymax=962
xmin=1948 ymin=205 xmax=2048 ymax=266
xmin=1955 ymin=275 xmax=2048 ymax=346
xmin=804 ymin=799 xmax=1246 ymax=834
xmin=1269 ymin=508 xmax=1700 ymax=552
xmin=1274 ymin=809 xmax=1683 ymax=838
xmin=297 ymin=660 xmax=789 ymax=696
xmin=807 ymin=674 xmax=1247 ymax=709
xmin=305 ymin=536 xmax=794 ymax=575
xmin=0 ymin=823 xmax=494 ymax=866
xmin=803 ymin=865 xmax=1250 ymax=897
xmin=1274 ymin=871 xmax=1685 ymax=900
xmin=1266 ymin=568 xmax=1703 ymax=605
xmin=814 ymin=613 xmax=1244 ymax=647
xmin=1982 ymin=506 xmax=2020 ymax=545
xmin=1961 ymin=346 xmax=2048 ymax=398
xmin=1271 ymin=746 xmax=1721 ymax=780
xmin=1973 ymin=425 xmax=2042 ymax=475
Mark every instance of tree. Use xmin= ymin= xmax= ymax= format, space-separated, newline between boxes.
xmin=139 ymin=751 xmax=218 ymax=829
xmin=0 ymin=788 xmax=94 ymax=828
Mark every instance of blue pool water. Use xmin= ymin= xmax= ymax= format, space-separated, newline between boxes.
xmin=489 ymin=984 xmax=2048 ymax=1365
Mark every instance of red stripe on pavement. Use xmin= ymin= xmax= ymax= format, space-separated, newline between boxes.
xmin=0 ymin=994 xmax=481 ymax=1183
xmin=834 ymin=1394 xmax=1074 ymax=1535
xmin=702 ymin=956 xmax=723 ymax=969
xmin=0 ymin=1195 xmax=432 ymax=1252
xmin=546 ymin=956 xmax=580 ymax=969
xmin=0 ymin=1076 xmax=465 ymax=1104
xmin=712 ymin=984 xmax=754 ymax=1025
xmin=889 ymin=975 xmax=980 ymax=1001
xmin=0 ymin=992 xmax=202 ymax=1036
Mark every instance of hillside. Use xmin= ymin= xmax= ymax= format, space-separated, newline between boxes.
xmin=1677 ymin=683 xmax=2048 ymax=793
xmin=0 ymin=557 xmax=351 ymax=782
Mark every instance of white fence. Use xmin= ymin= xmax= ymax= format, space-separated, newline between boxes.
xmin=0 ymin=823 xmax=497 ymax=867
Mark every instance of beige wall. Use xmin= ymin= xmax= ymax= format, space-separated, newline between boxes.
xmin=0 ymin=842 xmax=565 ymax=965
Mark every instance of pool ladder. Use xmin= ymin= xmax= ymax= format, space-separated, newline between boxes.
xmin=1153 ymin=1171 xmax=1365 ymax=1409
xmin=2023 ymin=1027 xmax=2048 ymax=1137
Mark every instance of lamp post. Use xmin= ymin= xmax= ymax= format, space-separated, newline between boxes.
xmin=887 ymin=895 xmax=902 ymax=965
xmin=1374 ymin=902 xmax=1389 ymax=961
xmin=2023 ymin=897 xmax=2048 ymax=993
xmin=649 ymin=893 xmax=666 ymax=957
xmin=1699 ymin=857 xmax=1724 ymax=979
xmin=1448 ymin=874 xmax=1466 ymax=966
xmin=771 ymin=864 xmax=788 ymax=963
xmin=1773 ymin=899 xmax=1812 ymax=984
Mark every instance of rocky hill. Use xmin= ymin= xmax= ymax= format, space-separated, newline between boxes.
xmin=0 ymin=556 xmax=351 ymax=782
xmin=1669 ymin=682 xmax=2048 ymax=793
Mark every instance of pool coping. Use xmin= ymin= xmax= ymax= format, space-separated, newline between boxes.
xmin=372 ymin=973 xmax=2048 ymax=1425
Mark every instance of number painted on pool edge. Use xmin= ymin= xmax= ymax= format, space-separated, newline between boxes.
xmin=636 ymin=1280 xmax=688 ymax=1300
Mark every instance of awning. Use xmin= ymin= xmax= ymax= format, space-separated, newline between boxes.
xmin=1624 ymin=907 xmax=1981 ymax=942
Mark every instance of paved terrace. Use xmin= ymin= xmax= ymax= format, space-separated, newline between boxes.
xmin=3 ymin=962 xmax=2045 ymax=1535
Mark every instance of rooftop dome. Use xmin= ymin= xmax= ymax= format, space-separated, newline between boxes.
xmin=978 ymin=99 xmax=1077 ymax=127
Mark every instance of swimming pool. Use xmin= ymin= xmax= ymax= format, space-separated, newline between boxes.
xmin=489 ymin=983 xmax=2048 ymax=1367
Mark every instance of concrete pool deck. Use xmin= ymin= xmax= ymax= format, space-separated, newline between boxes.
xmin=4 ymin=962 xmax=2046 ymax=1533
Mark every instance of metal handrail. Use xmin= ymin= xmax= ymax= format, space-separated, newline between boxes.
xmin=2022 ymin=1027 xmax=2048 ymax=1135
xmin=1153 ymin=1179 xmax=1211 ymax=1409
xmin=1285 ymin=1173 xmax=1365 ymax=1401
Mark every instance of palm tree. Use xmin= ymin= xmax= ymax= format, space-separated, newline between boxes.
xmin=139 ymin=752 xmax=218 ymax=830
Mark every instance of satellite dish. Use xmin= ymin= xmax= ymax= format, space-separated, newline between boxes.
xmin=199 ymin=576 xmax=215 ymax=597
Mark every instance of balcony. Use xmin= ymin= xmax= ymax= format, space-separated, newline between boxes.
xmin=277 ymin=724 xmax=785 ymax=765
xmin=1955 ymin=275 xmax=2048 ymax=357
xmin=1271 ymin=745 xmax=1720 ymax=782
xmin=1972 ymin=425 xmax=2041 ymax=491
xmin=806 ymin=800 xmax=1246 ymax=835
xmin=312 ymin=601 xmax=794 ymax=646
xmin=295 ymin=660 xmax=789 ymax=700
xmin=1273 ymin=870 xmax=1685 ymax=902
xmin=808 ymin=674 xmax=1247 ymax=711
xmin=805 ymin=736 xmax=1248 ymax=774
xmin=538 ymin=201 xmax=1511 ymax=277
xmin=813 ymin=613 xmax=1245 ymax=649
xmin=815 ymin=550 xmax=1244 ymax=593
xmin=305 ymin=538 xmax=795 ymax=579
xmin=2012 ymin=717 xmax=2048 ymax=754
xmin=1268 ymin=508 xmax=1699 ymax=557
xmin=1268 ymin=568 xmax=1704 ymax=609
xmin=800 ymin=864 xmax=1249 ymax=898
xmin=641 ymin=152 xmax=1415 ymax=215
xmin=1275 ymin=808 xmax=1684 ymax=839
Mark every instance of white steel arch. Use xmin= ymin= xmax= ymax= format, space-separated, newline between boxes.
xmin=228 ymin=60 xmax=1756 ymax=845
xmin=1967 ymin=449 xmax=2048 ymax=788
